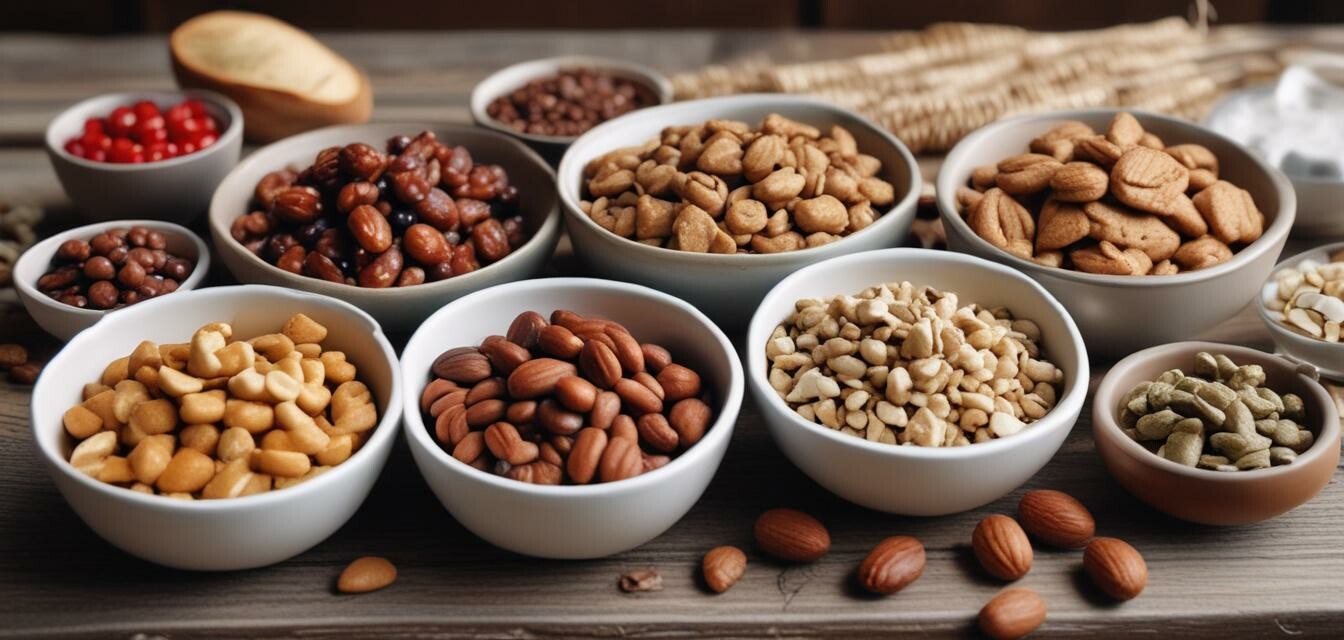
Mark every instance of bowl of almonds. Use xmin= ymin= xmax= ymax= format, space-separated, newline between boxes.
xmin=1259 ymin=241 xmax=1344 ymax=380
xmin=400 ymin=277 xmax=742 ymax=558
xmin=747 ymin=248 xmax=1089 ymax=515
xmin=936 ymin=109 xmax=1295 ymax=356
xmin=28 ymin=285 xmax=403 ymax=570
xmin=557 ymin=94 xmax=921 ymax=328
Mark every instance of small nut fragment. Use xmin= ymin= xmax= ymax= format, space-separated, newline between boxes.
xmin=702 ymin=546 xmax=747 ymax=594
xmin=618 ymin=569 xmax=663 ymax=593
xmin=337 ymin=556 xmax=397 ymax=594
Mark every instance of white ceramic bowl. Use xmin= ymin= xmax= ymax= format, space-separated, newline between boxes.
xmin=30 ymin=285 xmax=403 ymax=570
xmin=1206 ymin=85 xmax=1344 ymax=237
xmin=937 ymin=109 xmax=1296 ymax=358
xmin=208 ymin=122 xmax=562 ymax=332
xmin=557 ymin=94 xmax=921 ymax=329
xmin=45 ymin=90 xmax=243 ymax=223
xmin=401 ymin=277 xmax=743 ymax=558
xmin=746 ymin=248 xmax=1090 ymax=515
xmin=13 ymin=219 xmax=211 ymax=341
xmin=470 ymin=55 xmax=674 ymax=158
xmin=1258 ymin=241 xmax=1344 ymax=380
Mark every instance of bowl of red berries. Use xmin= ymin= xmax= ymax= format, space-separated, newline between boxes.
xmin=45 ymin=90 xmax=243 ymax=222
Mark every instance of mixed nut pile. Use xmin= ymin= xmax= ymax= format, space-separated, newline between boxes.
xmin=62 ymin=314 xmax=378 ymax=498
xmin=36 ymin=226 xmax=195 ymax=309
xmin=579 ymin=113 xmax=896 ymax=254
xmin=231 ymin=130 xmax=529 ymax=288
xmin=1264 ymin=251 xmax=1344 ymax=343
xmin=421 ymin=309 xmax=714 ymax=484
xmin=766 ymin=281 xmax=1064 ymax=447
xmin=1119 ymin=352 xmax=1313 ymax=471
xmin=487 ymin=68 xmax=658 ymax=138
xmin=959 ymin=112 xmax=1264 ymax=275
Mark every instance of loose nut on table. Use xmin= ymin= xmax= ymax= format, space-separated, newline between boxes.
xmin=1016 ymin=489 xmax=1095 ymax=549
xmin=753 ymin=508 xmax=830 ymax=563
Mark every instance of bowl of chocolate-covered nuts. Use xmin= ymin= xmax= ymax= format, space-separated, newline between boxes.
xmin=14 ymin=220 xmax=209 ymax=340
xmin=747 ymin=248 xmax=1089 ymax=516
xmin=936 ymin=109 xmax=1295 ymax=357
xmin=1093 ymin=342 xmax=1339 ymax=525
xmin=208 ymin=123 xmax=562 ymax=332
xmin=557 ymin=94 xmax=921 ymax=329
xmin=401 ymin=277 xmax=743 ymax=558
xmin=29 ymin=285 xmax=403 ymax=569
xmin=470 ymin=56 xmax=673 ymax=159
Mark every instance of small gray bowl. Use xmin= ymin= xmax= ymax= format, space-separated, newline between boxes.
xmin=937 ymin=109 xmax=1296 ymax=358
xmin=44 ymin=90 xmax=243 ymax=223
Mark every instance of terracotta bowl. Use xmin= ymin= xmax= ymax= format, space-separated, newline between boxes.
xmin=1093 ymin=341 xmax=1340 ymax=526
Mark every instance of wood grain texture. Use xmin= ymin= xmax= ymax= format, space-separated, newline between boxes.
xmin=1 ymin=29 xmax=1343 ymax=639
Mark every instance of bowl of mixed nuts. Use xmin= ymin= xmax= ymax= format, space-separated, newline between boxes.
xmin=400 ymin=277 xmax=742 ymax=559
xmin=935 ymin=109 xmax=1295 ymax=356
xmin=746 ymin=248 xmax=1089 ymax=515
xmin=1092 ymin=342 xmax=1340 ymax=525
xmin=208 ymin=123 xmax=562 ymax=332
xmin=557 ymin=94 xmax=921 ymax=328
xmin=1259 ymin=241 xmax=1344 ymax=381
xmin=29 ymin=285 xmax=404 ymax=569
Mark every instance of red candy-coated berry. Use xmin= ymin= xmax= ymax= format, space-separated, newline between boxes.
xmin=87 ymin=149 xmax=106 ymax=162
xmin=64 ymin=140 xmax=85 ymax=156
xmin=83 ymin=118 xmax=104 ymax=135
xmin=132 ymin=100 xmax=160 ymax=121
xmin=195 ymin=132 xmax=218 ymax=149
xmin=180 ymin=141 xmax=197 ymax=155
xmin=108 ymin=106 xmax=137 ymax=137
xmin=165 ymin=103 xmax=192 ymax=123
xmin=184 ymin=98 xmax=207 ymax=118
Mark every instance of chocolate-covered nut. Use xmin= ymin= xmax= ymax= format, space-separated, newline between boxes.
xmin=471 ymin=218 xmax=511 ymax=263
xmin=338 ymin=143 xmax=388 ymax=182
xmin=271 ymin=186 xmax=323 ymax=224
xmin=348 ymin=205 xmax=394 ymax=254
xmin=88 ymin=280 xmax=118 ymax=309
xmin=56 ymin=239 xmax=91 ymax=262
xmin=403 ymin=223 xmax=451 ymax=265
xmin=117 ymin=260 xmax=146 ymax=288
xmin=89 ymin=232 xmax=123 ymax=256
xmin=416 ymin=188 xmax=460 ymax=231
xmin=83 ymin=256 xmax=116 ymax=281
xmin=358 ymin=246 xmax=403 ymax=288
xmin=337 ymin=181 xmax=381 ymax=213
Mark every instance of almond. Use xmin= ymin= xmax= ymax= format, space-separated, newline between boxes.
xmin=1084 ymin=537 xmax=1147 ymax=601
xmin=479 ymin=335 xmax=531 ymax=376
xmin=537 ymin=324 xmax=584 ymax=359
xmin=754 ymin=508 xmax=830 ymax=563
xmin=857 ymin=536 xmax=925 ymax=595
xmin=579 ymin=340 xmax=622 ymax=389
xmin=430 ymin=347 xmax=491 ymax=384
xmin=1017 ymin=489 xmax=1095 ymax=549
xmin=483 ymin=422 xmax=539 ymax=465
xmin=972 ymin=515 xmax=1033 ymax=581
xmin=506 ymin=357 xmax=577 ymax=399
xmin=505 ymin=310 xmax=547 ymax=349
xmin=615 ymin=377 xmax=663 ymax=415
xmin=978 ymin=587 xmax=1046 ymax=640
xmin=337 ymin=556 xmax=397 ymax=594
xmin=702 ymin=545 xmax=747 ymax=594
xmin=656 ymin=363 xmax=702 ymax=402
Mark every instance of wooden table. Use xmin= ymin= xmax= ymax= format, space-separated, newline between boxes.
xmin=2 ymin=30 xmax=1343 ymax=639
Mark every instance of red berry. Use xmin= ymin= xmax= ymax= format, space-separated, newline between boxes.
xmin=199 ymin=116 xmax=218 ymax=133
xmin=194 ymin=132 xmax=218 ymax=150
xmin=81 ymin=131 xmax=111 ymax=152
xmin=168 ymin=117 xmax=201 ymax=141
xmin=64 ymin=140 xmax=85 ymax=156
xmin=87 ymin=149 xmax=107 ymax=162
xmin=132 ymin=100 xmax=160 ymax=121
xmin=108 ymin=107 xmax=137 ymax=137
xmin=183 ymin=98 xmax=207 ymax=118
xmin=165 ymin=103 xmax=192 ymax=123
xmin=134 ymin=121 xmax=168 ymax=144
xmin=130 ymin=152 xmax=146 ymax=163
xmin=180 ymin=141 xmax=197 ymax=155
xmin=164 ymin=142 xmax=179 ymax=157
xmin=83 ymin=118 xmax=104 ymax=135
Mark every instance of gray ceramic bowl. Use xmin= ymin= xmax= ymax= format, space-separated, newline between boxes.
xmin=208 ymin=122 xmax=562 ymax=333
xmin=557 ymin=94 xmax=921 ymax=329
xmin=937 ymin=109 xmax=1296 ymax=357
xmin=45 ymin=90 xmax=243 ymax=223
xmin=1258 ymin=241 xmax=1344 ymax=381
xmin=1093 ymin=341 xmax=1339 ymax=526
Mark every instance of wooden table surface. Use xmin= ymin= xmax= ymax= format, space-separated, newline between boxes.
xmin=2 ymin=29 xmax=1344 ymax=639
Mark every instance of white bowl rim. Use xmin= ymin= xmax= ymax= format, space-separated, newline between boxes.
xmin=1205 ymin=83 xmax=1344 ymax=187
xmin=208 ymin=121 xmax=562 ymax=298
xmin=30 ymin=284 xmax=405 ymax=512
xmin=1256 ymin=240 xmax=1344 ymax=356
xmin=1093 ymin=340 xmax=1341 ymax=481
xmin=556 ymin=93 xmax=923 ymax=265
xmin=745 ymin=247 xmax=1091 ymax=460
xmin=13 ymin=219 xmax=212 ymax=321
xmin=469 ymin=55 xmax=676 ymax=145
xmin=45 ymin=89 xmax=243 ymax=171
xmin=936 ymin=107 xmax=1298 ymax=288
xmin=401 ymin=276 xmax=744 ymax=497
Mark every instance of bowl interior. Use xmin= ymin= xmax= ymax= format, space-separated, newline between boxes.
xmin=936 ymin=108 xmax=1295 ymax=285
xmin=46 ymin=89 xmax=240 ymax=170
xmin=557 ymin=94 xmax=921 ymax=261
xmin=401 ymin=277 xmax=742 ymax=491
xmin=32 ymin=285 xmax=399 ymax=501
xmin=208 ymin=122 xmax=558 ymax=294
xmin=746 ymin=248 xmax=1088 ymax=457
xmin=1095 ymin=341 xmax=1341 ymax=479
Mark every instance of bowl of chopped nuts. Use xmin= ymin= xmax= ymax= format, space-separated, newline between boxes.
xmin=557 ymin=94 xmax=921 ymax=329
xmin=747 ymin=248 xmax=1089 ymax=516
xmin=29 ymin=285 xmax=403 ymax=569
xmin=936 ymin=109 xmax=1295 ymax=357
xmin=1258 ymin=241 xmax=1344 ymax=381
xmin=1093 ymin=342 xmax=1339 ymax=525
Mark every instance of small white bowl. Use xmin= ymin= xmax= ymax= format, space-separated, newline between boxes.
xmin=45 ymin=90 xmax=243 ymax=223
xmin=937 ymin=108 xmax=1295 ymax=357
xmin=1258 ymin=241 xmax=1344 ymax=380
xmin=30 ymin=285 xmax=403 ymax=570
xmin=746 ymin=248 xmax=1089 ymax=516
xmin=470 ymin=55 xmax=674 ymax=156
xmin=13 ymin=219 xmax=211 ymax=341
xmin=557 ymin=94 xmax=921 ymax=329
xmin=401 ymin=277 xmax=743 ymax=559
xmin=208 ymin=122 xmax=563 ymax=332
